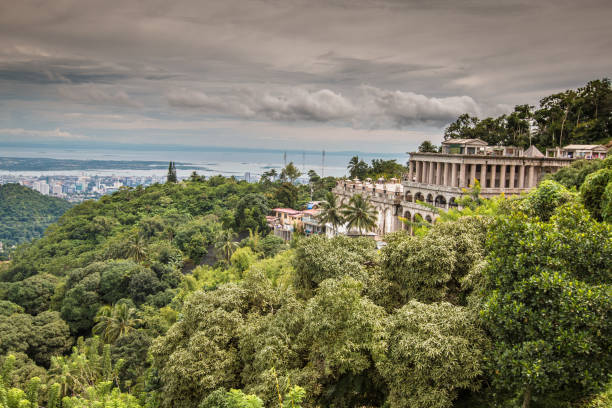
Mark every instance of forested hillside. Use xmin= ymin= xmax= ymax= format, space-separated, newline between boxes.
xmin=0 ymin=160 xmax=611 ymax=408
xmin=444 ymin=78 xmax=612 ymax=149
xmin=0 ymin=184 xmax=72 ymax=254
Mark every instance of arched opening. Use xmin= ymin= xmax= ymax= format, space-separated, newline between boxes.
xmin=402 ymin=210 xmax=411 ymax=231
xmin=449 ymin=197 xmax=458 ymax=208
xmin=413 ymin=213 xmax=424 ymax=223
xmin=405 ymin=191 xmax=413 ymax=202
xmin=426 ymin=194 xmax=434 ymax=204
xmin=425 ymin=215 xmax=433 ymax=223
xmin=414 ymin=192 xmax=425 ymax=203
xmin=434 ymin=195 xmax=447 ymax=208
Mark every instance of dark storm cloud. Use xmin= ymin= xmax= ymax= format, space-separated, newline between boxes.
xmin=0 ymin=0 xmax=610 ymax=149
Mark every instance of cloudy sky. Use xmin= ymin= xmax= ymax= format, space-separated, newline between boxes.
xmin=1 ymin=0 xmax=611 ymax=153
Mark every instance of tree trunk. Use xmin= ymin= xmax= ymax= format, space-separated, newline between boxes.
xmin=560 ymin=107 xmax=569 ymax=146
xmin=522 ymin=385 xmax=532 ymax=408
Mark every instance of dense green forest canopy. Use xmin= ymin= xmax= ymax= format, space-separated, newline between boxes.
xmin=444 ymin=78 xmax=612 ymax=149
xmin=0 ymin=159 xmax=611 ymax=408
xmin=0 ymin=184 xmax=72 ymax=253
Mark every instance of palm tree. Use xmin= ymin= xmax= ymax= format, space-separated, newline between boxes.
xmin=215 ymin=230 xmax=239 ymax=262
xmin=317 ymin=191 xmax=345 ymax=236
xmin=125 ymin=233 xmax=147 ymax=263
xmin=93 ymin=303 xmax=142 ymax=344
xmin=341 ymin=194 xmax=378 ymax=235
xmin=347 ymin=156 xmax=360 ymax=178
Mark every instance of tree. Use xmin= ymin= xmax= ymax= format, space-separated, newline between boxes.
xmin=580 ymin=167 xmax=612 ymax=220
xmin=481 ymin=203 xmax=612 ymax=407
xmin=280 ymin=162 xmax=301 ymax=183
xmin=347 ymin=156 xmax=368 ymax=179
xmin=235 ymin=194 xmax=269 ymax=233
xmin=341 ymin=194 xmax=378 ymax=235
xmin=297 ymin=277 xmax=386 ymax=407
xmin=215 ymin=230 xmax=239 ymax=263
xmin=316 ymin=191 xmax=344 ymax=235
xmin=274 ymin=183 xmax=299 ymax=209
xmin=151 ymin=276 xmax=279 ymax=408
xmin=417 ymin=140 xmax=439 ymax=153
xmin=166 ymin=161 xmax=177 ymax=183
xmin=374 ymin=301 xmax=488 ymax=408
xmin=292 ymin=235 xmax=377 ymax=293
xmin=4 ymin=273 xmax=59 ymax=315
xmin=93 ymin=303 xmax=142 ymax=344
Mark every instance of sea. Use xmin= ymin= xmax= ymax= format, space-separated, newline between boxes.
xmin=0 ymin=144 xmax=408 ymax=180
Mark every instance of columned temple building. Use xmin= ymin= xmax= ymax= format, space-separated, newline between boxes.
xmin=333 ymin=138 xmax=592 ymax=236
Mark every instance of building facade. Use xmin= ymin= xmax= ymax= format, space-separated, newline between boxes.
xmin=334 ymin=139 xmax=583 ymax=237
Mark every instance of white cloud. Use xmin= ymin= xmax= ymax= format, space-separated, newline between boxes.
xmin=168 ymin=87 xmax=356 ymax=122
xmin=167 ymin=85 xmax=483 ymax=127
xmin=360 ymin=86 xmax=481 ymax=126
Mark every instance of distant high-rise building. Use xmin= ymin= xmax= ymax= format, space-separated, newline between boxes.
xmin=244 ymin=172 xmax=252 ymax=183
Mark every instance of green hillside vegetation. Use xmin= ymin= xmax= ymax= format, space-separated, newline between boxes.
xmin=0 ymin=159 xmax=611 ymax=408
xmin=443 ymin=78 xmax=612 ymax=150
xmin=0 ymin=184 xmax=72 ymax=253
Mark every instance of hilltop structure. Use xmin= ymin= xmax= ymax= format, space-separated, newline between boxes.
xmin=334 ymin=139 xmax=607 ymax=237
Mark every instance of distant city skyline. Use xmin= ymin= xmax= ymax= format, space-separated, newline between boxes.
xmin=1 ymin=0 xmax=611 ymax=153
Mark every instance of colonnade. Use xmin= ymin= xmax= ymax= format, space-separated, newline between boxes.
xmin=407 ymin=160 xmax=540 ymax=190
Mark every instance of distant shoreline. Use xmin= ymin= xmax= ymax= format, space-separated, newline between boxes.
xmin=0 ymin=157 xmax=212 ymax=172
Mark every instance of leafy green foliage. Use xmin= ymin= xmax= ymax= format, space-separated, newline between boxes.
xmin=520 ymin=179 xmax=575 ymax=221
xmin=379 ymin=217 xmax=487 ymax=308
xmin=292 ymin=235 xmax=376 ymax=293
xmin=0 ymin=184 xmax=72 ymax=251
xmin=347 ymin=156 xmax=406 ymax=180
xmin=444 ymin=78 xmax=612 ymax=149
xmin=481 ymin=201 xmax=612 ymax=406
xmin=374 ymin=301 xmax=488 ymax=408
xmin=580 ymin=167 xmax=612 ymax=220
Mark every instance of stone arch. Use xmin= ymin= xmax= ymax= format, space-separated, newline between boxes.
xmin=425 ymin=214 xmax=433 ymax=223
xmin=426 ymin=193 xmax=434 ymax=204
xmin=449 ymin=197 xmax=458 ymax=208
xmin=402 ymin=210 xmax=412 ymax=231
xmin=414 ymin=192 xmax=425 ymax=203
xmin=413 ymin=213 xmax=424 ymax=223
xmin=434 ymin=195 xmax=447 ymax=208
xmin=405 ymin=191 xmax=413 ymax=202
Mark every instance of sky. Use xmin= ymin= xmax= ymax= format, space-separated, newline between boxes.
xmin=0 ymin=0 xmax=611 ymax=153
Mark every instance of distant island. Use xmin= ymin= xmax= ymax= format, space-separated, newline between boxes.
xmin=0 ymin=157 xmax=212 ymax=172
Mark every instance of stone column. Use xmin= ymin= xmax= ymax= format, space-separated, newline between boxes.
xmin=509 ymin=165 xmax=516 ymax=189
xmin=435 ymin=162 xmax=442 ymax=185
xmin=481 ymin=163 xmax=488 ymax=188
xmin=408 ymin=161 xmax=414 ymax=181
xmin=428 ymin=161 xmax=435 ymax=184
xmin=518 ymin=164 xmax=525 ymax=189
xmin=490 ymin=164 xmax=497 ymax=188
xmin=499 ymin=164 xmax=507 ymax=189
xmin=443 ymin=162 xmax=449 ymax=186
xmin=459 ymin=163 xmax=466 ymax=188
xmin=469 ymin=163 xmax=476 ymax=187
xmin=528 ymin=165 xmax=536 ymax=188
xmin=451 ymin=163 xmax=458 ymax=187
xmin=416 ymin=161 xmax=422 ymax=183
